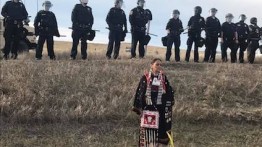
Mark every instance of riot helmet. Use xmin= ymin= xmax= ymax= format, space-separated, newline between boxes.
xmin=194 ymin=6 xmax=202 ymax=15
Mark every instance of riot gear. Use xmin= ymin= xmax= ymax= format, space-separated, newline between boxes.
xmin=137 ymin=0 xmax=145 ymax=8
xmin=1 ymin=0 xmax=28 ymax=59
xmin=221 ymin=18 xmax=238 ymax=63
xmin=247 ymin=19 xmax=260 ymax=63
xmin=106 ymin=1 xmax=127 ymax=59
xmin=70 ymin=2 xmax=94 ymax=60
xmin=239 ymin=14 xmax=247 ymax=22
xmin=115 ymin=0 xmax=123 ymax=8
xmin=165 ymin=10 xmax=183 ymax=62
xmin=129 ymin=1 xmax=151 ymax=58
xmin=250 ymin=17 xmax=257 ymax=25
xmin=185 ymin=6 xmax=205 ymax=62
xmin=194 ymin=6 xmax=202 ymax=15
xmin=236 ymin=15 xmax=249 ymax=63
xmin=204 ymin=10 xmax=221 ymax=63
xmin=34 ymin=0 xmax=60 ymax=60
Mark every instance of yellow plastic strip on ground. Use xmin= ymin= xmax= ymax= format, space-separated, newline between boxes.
xmin=166 ymin=131 xmax=174 ymax=147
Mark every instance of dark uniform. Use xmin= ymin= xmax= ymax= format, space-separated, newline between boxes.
xmin=236 ymin=21 xmax=249 ymax=63
xmin=247 ymin=24 xmax=260 ymax=64
xmin=204 ymin=16 xmax=221 ymax=62
xmin=129 ymin=6 xmax=150 ymax=58
xmin=221 ymin=22 xmax=237 ymax=63
xmin=165 ymin=18 xmax=183 ymax=62
xmin=106 ymin=7 xmax=127 ymax=59
xmin=71 ymin=4 xmax=94 ymax=60
xmin=185 ymin=15 xmax=205 ymax=62
xmin=34 ymin=10 xmax=60 ymax=60
xmin=1 ymin=1 xmax=28 ymax=59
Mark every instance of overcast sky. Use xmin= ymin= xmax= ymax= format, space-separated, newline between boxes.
xmin=1 ymin=0 xmax=262 ymax=48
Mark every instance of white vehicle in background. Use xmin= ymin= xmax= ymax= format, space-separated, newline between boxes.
xmin=0 ymin=17 xmax=37 ymax=53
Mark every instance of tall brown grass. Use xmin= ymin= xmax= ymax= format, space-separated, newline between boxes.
xmin=0 ymin=51 xmax=261 ymax=124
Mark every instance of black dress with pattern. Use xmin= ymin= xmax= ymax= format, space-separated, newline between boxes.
xmin=133 ymin=74 xmax=175 ymax=146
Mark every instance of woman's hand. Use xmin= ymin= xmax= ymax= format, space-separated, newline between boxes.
xmin=132 ymin=107 xmax=141 ymax=115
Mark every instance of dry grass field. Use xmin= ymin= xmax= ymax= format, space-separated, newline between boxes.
xmin=0 ymin=41 xmax=262 ymax=146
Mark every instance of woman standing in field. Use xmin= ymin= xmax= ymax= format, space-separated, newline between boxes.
xmin=132 ymin=58 xmax=175 ymax=147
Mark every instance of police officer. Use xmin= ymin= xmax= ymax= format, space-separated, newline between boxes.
xmin=71 ymin=0 xmax=94 ymax=60
xmin=221 ymin=13 xmax=238 ymax=63
xmin=34 ymin=0 xmax=60 ymax=60
xmin=203 ymin=8 xmax=221 ymax=63
xmin=247 ymin=17 xmax=260 ymax=64
xmin=106 ymin=0 xmax=127 ymax=60
xmin=165 ymin=10 xmax=183 ymax=62
xmin=185 ymin=6 xmax=205 ymax=62
xmin=236 ymin=14 xmax=249 ymax=63
xmin=1 ymin=0 xmax=28 ymax=60
xmin=129 ymin=0 xmax=151 ymax=59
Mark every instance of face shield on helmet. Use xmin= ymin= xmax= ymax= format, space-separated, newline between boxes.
xmin=80 ymin=0 xmax=88 ymax=6
xmin=43 ymin=1 xmax=52 ymax=11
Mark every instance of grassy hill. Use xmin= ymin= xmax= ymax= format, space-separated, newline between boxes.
xmin=0 ymin=42 xmax=262 ymax=146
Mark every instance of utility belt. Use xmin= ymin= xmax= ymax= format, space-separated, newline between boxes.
xmin=131 ymin=26 xmax=146 ymax=32
xmin=5 ymin=19 xmax=23 ymax=27
xmin=188 ymin=32 xmax=201 ymax=38
xmin=238 ymin=37 xmax=248 ymax=42
xmin=223 ymin=38 xmax=236 ymax=42
xmin=249 ymin=38 xmax=260 ymax=42
xmin=168 ymin=31 xmax=181 ymax=37
xmin=188 ymin=29 xmax=201 ymax=36
xmin=109 ymin=24 xmax=123 ymax=31
xmin=39 ymin=26 xmax=51 ymax=31
xmin=74 ymin=23 xmax=91 ymax=30
xmin=238 ymin=35 xmax=248 ymax=40
xmin=206 ymin=32 xmax=219 ymax=38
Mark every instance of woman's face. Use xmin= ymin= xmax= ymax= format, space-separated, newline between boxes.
xmin=151 ymin=60 xmax=162 ymax=73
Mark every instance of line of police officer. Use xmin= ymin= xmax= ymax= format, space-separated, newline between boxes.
xmin=0 ymin=0 xmax=151 ymax=61
xmin=1 ymin=0 xmax=261 ymax=63
xmin=165 ymin=6 xmax=262 ymax=64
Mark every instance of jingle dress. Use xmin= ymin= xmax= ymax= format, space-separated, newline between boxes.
xmin=132 ymin=71 xmax=175 ymax=146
